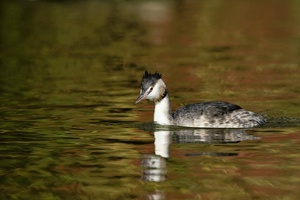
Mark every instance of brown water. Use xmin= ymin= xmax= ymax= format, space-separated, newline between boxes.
xmin=1 ymin=1 xmax=300 ymax=199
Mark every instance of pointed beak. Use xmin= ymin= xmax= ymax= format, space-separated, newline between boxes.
xmin=135 ymin=92 xmax=147 ymax=104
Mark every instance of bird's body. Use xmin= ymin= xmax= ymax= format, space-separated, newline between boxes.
xmin=135 ymin=71 xmax=266 ymax=128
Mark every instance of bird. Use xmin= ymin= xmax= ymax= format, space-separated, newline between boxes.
xmin=135 ymin=71 xmax=266 ymax=128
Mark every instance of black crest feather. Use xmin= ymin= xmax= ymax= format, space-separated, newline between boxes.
xmin=140 ymin=70 xmax=162 ymax=91
xmin=143 ymin=70 xmax=162 ymax=79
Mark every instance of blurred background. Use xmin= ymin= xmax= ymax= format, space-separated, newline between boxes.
xmin=1 ymin=0 xmax=300 ymax=116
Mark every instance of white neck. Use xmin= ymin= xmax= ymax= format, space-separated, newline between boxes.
xmin=154 ymin=94 xmax=173 ymax=125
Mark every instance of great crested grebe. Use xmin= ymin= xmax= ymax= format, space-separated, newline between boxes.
xmin=135 ymin=71 xmax=266 ymax=128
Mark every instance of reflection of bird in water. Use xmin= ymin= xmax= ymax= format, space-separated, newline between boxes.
xmin=140 ymin=128 xmax=259 ymax=185
xmin=135 ymin=71 xmax=266 ymax=128
xmin=172 ymin=128 xmax=260 ymax=144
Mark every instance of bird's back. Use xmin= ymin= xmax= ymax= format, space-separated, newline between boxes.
xmin=172 ymin=101 xmax=266 ymax=128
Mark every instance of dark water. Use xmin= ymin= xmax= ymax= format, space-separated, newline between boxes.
xmin=1 ymin=1 xmax=300 ymax=199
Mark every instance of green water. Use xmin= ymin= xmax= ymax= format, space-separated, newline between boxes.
xmin=1 ymin=1 xmax=300 ymax=199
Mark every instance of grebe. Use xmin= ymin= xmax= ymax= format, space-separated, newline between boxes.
xmin=135 ymin=71 xmax=266 ymax=128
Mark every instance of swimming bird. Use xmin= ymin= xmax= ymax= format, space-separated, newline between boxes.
xmin=135 ymin=71 xmax=266 ymax=128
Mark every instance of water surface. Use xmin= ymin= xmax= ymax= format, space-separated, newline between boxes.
xmin=1 ymin=1 xmax=300 ymax=199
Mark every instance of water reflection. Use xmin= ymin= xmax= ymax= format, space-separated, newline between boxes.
xmin=141 ymin=127 xmax=260 ymax=199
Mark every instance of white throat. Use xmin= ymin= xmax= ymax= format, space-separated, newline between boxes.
xmin=145 ymin=79 xmax=173 ymax=125
xmin=154 ymin=93 xmax=173 ymax=125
